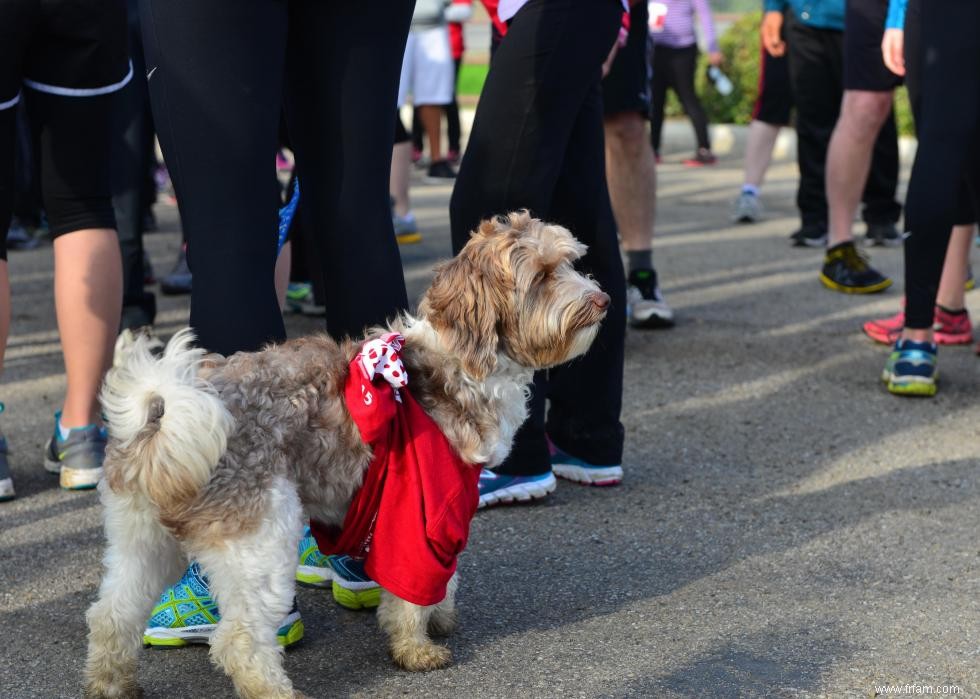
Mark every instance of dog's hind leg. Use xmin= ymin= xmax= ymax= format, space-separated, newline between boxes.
xmin=84 ymin=485 xmax=184 ymax=698
xmin=377 ymin=591 xmax=452 ymax=671
xmin=428 ymin=573 xmax=459 ymax=637
xmin=198 ymin=478 xmax=304 ymax=699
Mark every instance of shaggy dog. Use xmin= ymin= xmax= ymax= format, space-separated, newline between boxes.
xmin=83 ymin=212 xmax=609 ymax=699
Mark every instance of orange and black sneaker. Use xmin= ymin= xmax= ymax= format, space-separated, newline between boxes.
xmin=820 ymin=241 xmax=892 ymax=294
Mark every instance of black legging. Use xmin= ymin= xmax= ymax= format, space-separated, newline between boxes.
xmin=902 ymin=0 xmax=980 ymax=329
xmin=139 ymin=0 xmax=413 ymax=355
xmin=649 ymin=43 xmax=710 ymax=153
xmin=450 ymin=0 xmax=625 ymax=474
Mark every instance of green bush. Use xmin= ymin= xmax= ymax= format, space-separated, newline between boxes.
xmin=665 ymin=10 xmax=915 ymax=136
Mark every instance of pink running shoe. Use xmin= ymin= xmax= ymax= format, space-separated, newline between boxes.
xmin=863 ymin=306 xmax=973 ymax=345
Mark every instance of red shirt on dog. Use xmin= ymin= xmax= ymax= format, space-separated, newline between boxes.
xmin=310 ymin=333 xmax=481 ymax=607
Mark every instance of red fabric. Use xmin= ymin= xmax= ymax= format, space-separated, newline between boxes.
xmin=449 ymin=22 xmax=465 ymax=60
xmin=310 ymin=337 xmax=481 ymax=607
xmin=481 ymin=0 xmax=508 ymax=38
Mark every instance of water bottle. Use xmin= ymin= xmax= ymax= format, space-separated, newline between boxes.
xmin=706 ymin=65 xmax=734 ymax=96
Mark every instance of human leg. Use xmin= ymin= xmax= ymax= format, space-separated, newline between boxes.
xmin=669 ymin=44 xmax=712 ymax=155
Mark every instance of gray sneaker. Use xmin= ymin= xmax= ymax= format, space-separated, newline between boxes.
xmin=43 ymin=415 xmax=106 ymax=490
xmin=732 ymin=192 xmax=762 ymax=223
xmin=393 ymin=213 xmax=421 ymax=244
xmin=626 ymin=268 xmax=675 ymax=329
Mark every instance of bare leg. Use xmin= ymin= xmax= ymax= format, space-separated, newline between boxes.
xmin=826 ymin=90 xmax=894 ymax=247
xmin=603 ymin=112 xmax=656 ymax=253
xmin=54 ymin=229 xmax=123 ymax=427
xmin=390 ymin=141 xmax=412 ymax=218
xmin=742 ymin=120 xmax=781 ymax=189
xmin=377 ymin=590 xmax=450 ymax=671
xmin=418 ymin=105 xmax=443 ymax=162
xmin=275 ymin=240 xmax=291 ymax=310
xmin=84 ymin=488 xmax=184 ymax=698
xmin=935 ymin=224 xmax=975 ymax=310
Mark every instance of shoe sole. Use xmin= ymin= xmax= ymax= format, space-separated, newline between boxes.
xmin=45 ymin=442 xmax=103 ymax=490
xmin=396 ymin=232 xmax=422 ymax=244
xmin=733 ymin=214 xmax=759 ymax=224
xmin=552 ymin=463 xmax=623 ymax=486
xmin=295 ymin=564 xmax=332 ymax=588
xmin=792 ymin=236 xmax=828 ymax=248
xmin=159 ymin=284 xmax=191 ymax=296
xmin=332 ymin=581 xmax=381 ymax=610
xmin=629 ymin=311 xmax=675 ymax=330
xmin=478 ymin=473 xmax=557 ymax=509
xmin=819 ymin=273 xmax=892 ymax=294
xmin=882 ymin=371 xmax=938 ymax=397
xmin=0 ymin=477 xmax=15 ymax=501
xmin=144 ymin=615 xmax=304 ymax=648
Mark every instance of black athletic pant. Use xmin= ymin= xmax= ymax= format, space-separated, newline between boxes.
xmin=114 ymin=0 xmax=155 ymax=331
xmin=784 ymin=10 xmax=901 ymax=230
xmin=902 ymin=0 xmax=980 ymax=329
xmin=139 ymin=0 xmax=413 ymax=355
xmin=650 ymin=44 xmax=710 ymax=153
xmin=450 ymin=0 xmax=625 ymax=474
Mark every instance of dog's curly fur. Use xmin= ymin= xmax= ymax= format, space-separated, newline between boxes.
xmin=83 ymin=212 xmax=609 ymax=699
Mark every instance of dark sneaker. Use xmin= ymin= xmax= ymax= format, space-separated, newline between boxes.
xmin=425 ymin=159 xmax=457 ymax=183
xmin=43 ymin=413 xmax=106 ymax=490
xmin=477 ymin=468 xmax=556 ymax=509
xmin=820 ymin=241 xmax=892 ymax=294
xmin=160 ymin=245 xmax=191 ymax=295
xmin=882 ymin=339 xmax=937 ymax=397
xmin=549 ymin=442 xmax=623 ymax=486
xmin=0 ymin=404 xmax=14 ymax=502
xmin=790 ymin=224 xmax=828 ymax=248
xmin=327 ymin=555 xmax=381 ymax=610
xmin=683 ymin=148 xmax=717 ymax=167
xmin=6 ymin=221 xmax=40 ymax=251
xmin=865 ymin=222 xmax=904 ymax=247
xmin=626 ymin=268 xmax=674 ymax=329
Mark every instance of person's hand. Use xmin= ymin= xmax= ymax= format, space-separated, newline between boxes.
xmin=708 ymin=51 xmax=723 ymax=67
xmin=602 ymin=41 xmax=620 ymax=78
xmin=881 ymin=28 xmax=905 ymax=76
xmin=761 ymin=11 xmax=786 ymax=57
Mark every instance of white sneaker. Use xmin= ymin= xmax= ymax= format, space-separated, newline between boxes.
xmin=626 ymin=268 xmax=674 ymax=329
xmin=732 ymin=191 xmax=762 ymax=223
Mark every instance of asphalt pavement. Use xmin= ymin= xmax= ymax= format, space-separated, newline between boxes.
xmin=1 ymin=143 xmax=977 ymax=699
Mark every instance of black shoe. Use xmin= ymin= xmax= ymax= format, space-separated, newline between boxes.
xmin=865 ymin=222 xmax=904 ymax=247
xmin=425 ymin=160 xmax=456 ymax=183
xmin=790 ymin=224 xmax=828 ymax=248
xmin=820 ymin=241 xmax=892 ymax=294
xmin=160 ymin=246 xmax=192 ymax=295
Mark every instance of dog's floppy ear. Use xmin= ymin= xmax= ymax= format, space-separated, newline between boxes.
xmin=421 ymin=227 xmax=510 ymax=380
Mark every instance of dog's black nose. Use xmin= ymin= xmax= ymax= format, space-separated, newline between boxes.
xmin=590 ymin=291 xmax=610 ymax=310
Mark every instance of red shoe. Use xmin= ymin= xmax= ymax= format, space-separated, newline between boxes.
xmin=863 ymin=309 xmax=905 ymax=345
xmin=933 ymin=306 xmax=972 ymax=345
xmin=683 ymin=148 xmax=717 ymax=167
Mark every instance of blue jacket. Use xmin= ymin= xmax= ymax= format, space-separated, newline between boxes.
xmin=764 ymin=0 xmax=844 ymax=31
xmin=885 ymin=0 xmax=906 ymax=29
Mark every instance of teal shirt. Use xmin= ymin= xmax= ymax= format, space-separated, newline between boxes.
xmin=764 ymin=0 xmax=844 ymax=31
xmin=885 ymin=0 xmax=907 ymax=29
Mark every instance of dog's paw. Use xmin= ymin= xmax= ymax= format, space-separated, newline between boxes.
xmin=427 ymin=608 xmax=458 ymax=637
xmin=390 ymin=641 xmax=452 ymax=672
xmin=83 ymin=679 xmax=143 ymax=699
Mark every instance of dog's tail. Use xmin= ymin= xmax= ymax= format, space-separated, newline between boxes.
xmin=101 ymin=328 xmax=234 ymax=506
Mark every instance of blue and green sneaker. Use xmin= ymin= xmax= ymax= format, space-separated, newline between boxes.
xmin=296 ymin=525 xmax=332 ymax=587
xmin=882 ymin=339 xmax=938 ymax=397
xmin=43 ymin=411 xmax=105 ymax=490
xmin=477 ymin=468 xmax=556 ymax=509
xmin=328 ymin=555 xmax=380 ymax=611
xmin=143 ymin=562 xmax=304 ymax=647
xmin=549 ymin=441 xmax=623 ymax=486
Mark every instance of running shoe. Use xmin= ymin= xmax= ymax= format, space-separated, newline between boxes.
xmin=160 ymin=245 xmax=192 ymax=296
xmin=549 ymin=440 xmax=623 ymax=486
xmin=865 ymin=222 xmax=904 ymax=247
xmin=0 ymin=403 xmax=14 ymax=502
xmin=393 ymin=212 xmax=421 ymax=244
xmin=882 ymin=339 xmax=938 ymax=397
xmin=296 ymin=525 xmax=332 ymax=588
xmin=966 ymin=266 xmax=975 ymax=291
xmin=43 ymin=412 xmax=105 ymax=490
xmin=820 ymin=241 xmax=892 ymax=294
xmin=790 ymin=224 xmax=828 ymax=248
xmin=682 ymin=148 xmax=717 ymax=167
xmin=732 ymin=192 xmax=762 ymax=223
xmin=477 ymin=468 xmax=556 ymax=509
xmin=6 ymin=221 xmax=40 ymax=251
xmin=284 ymin=281 xmax=326 ymax=316
xmin=144 ymin=562 xmax=304 ymax=647
xmin=425 ymin=160 xmax=457 ymax=183
xmin=864 ymin=306 xmax=972 ymax=346
xmin=626 ymin=268 xmax=674 ymax=329
xmin=327 ymin=555 xmax=381 ymax=611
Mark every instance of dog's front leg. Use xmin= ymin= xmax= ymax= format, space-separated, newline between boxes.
xmin=427 ymin=573 xmax=458 ymax=637
xmin=377 ymin=590 xmax=451 ymax=671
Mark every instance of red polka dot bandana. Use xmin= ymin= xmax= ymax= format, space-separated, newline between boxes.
xmin=356 ymin=333 xmax=408 ymax=402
